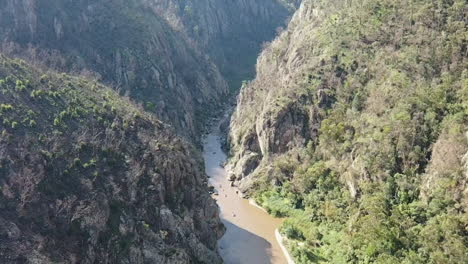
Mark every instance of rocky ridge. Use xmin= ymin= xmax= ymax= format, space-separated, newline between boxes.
xmin=0 ymin=54 xmax=224 ymax=263
xmin=227 ymin=0 xmax=325 ymax=191
xmin=0 ymin=0 xmax=298 ymax=140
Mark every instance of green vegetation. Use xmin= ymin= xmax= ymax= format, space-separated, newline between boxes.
xmin=0 ymin=54 xmax=165 ymax=201
xmin=244 ymin=0 xmax=467 ymax=263
xmin=0 ymin=55 xmax=146 ymax=136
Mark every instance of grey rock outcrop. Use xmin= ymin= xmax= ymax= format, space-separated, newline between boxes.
xmin=226 ymin=1 xmax=321 ymax=191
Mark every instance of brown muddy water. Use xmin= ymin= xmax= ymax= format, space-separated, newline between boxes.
xmin=202 ymin=124 xmax=288 ymax=264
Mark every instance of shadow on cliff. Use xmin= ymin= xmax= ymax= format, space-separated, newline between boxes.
xmin=218 ymin=220 xmax=274 ymax=264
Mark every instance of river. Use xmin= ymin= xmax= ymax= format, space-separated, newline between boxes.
xmin=202 ymin=122 xmax=288 ymax=264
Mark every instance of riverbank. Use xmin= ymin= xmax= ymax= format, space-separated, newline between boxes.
xmin=249 ymin=199 xmax=295 ymax=264
xmin=275 ymin=229 xmax=295 ymax=264
xmin=248 ymin=199 xmax=268 ymax=213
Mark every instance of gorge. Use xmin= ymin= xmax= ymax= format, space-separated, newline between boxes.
xmin=0 ymin=0 xmax=467 ymax=263
xmin=203 ymin=118 xmax=288 ymax=264
xmin=0 ymin=0 xmax=296 ymax=263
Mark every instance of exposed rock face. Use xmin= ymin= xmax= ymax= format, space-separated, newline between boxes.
xmin=142 ymin=0 xmax=295 ymax=89
xmin=227 ymin=0 xmax=468 ymax=202
xmin=0 ymin=55 xmax=224 ymax=263
xmin=0 ymin=1 xmax=300 ymax=262
xmin=422 ymin=130 xmax=468 ymax=209
xmin=0 ymin=0 xmax=297 ymax=140
xmin=227 ymin=1 xmax=322 ymax=191
xmin=0 ymin=0 xmax=229 ymax=140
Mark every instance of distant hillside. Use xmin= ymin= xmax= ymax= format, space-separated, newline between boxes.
xmin=0 ymin=54 xmax=224 ymax=263
xmin=144 ymin=0 xmax=296 ymax=91
xmin=0 ymin=0 xmax=228 ymax=140
xmin=0 ymin=0 xmax=296 ymax=139
xmin=227 ymin=0 xmax=467 ymax=262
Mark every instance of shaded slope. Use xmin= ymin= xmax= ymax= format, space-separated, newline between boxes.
xmin=0 ymin=54 xmax=224 ymax=263
xmin=144 ymin=0 xmax=298 ymax=90
xmin=0 ymin=0 xmax=300 ymax=140
xmin=0 ymin=0 xmax=228 ymax=140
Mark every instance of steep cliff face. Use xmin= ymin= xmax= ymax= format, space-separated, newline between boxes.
xmin=227 ymin=0 xmax=467 ymax=262
xmin=0 ymin=0 xmax=229 ymax=140
xmin=229 ymin=0 xmax=467 ymax=196
xmin=142 ymin=0 xmax=297 ymax=90
xmin=227 ymin=1 xmax=325 ymax=190
xmin=0 ymin=0 xmax=298 ymax=140
xmin=422 ymin=126 xmax=468 ymax=209
xmin=0 ymin=55 xmax=224 ymax=263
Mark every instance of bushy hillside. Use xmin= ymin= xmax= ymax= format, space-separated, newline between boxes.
xmin=227 ymin=0 xmax=467 ymax=262
xmin=0 ymin=54 xmax=224 ymax=263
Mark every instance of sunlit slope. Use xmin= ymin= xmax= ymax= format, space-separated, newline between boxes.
xmin=227 ymin=0 xmax=467 ymax=262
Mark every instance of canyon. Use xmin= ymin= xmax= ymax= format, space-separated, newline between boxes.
xmin=1 ymin=0 xmax=467 ymax=263
xmin=0 ymin=0 xmax=296 ymax=263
